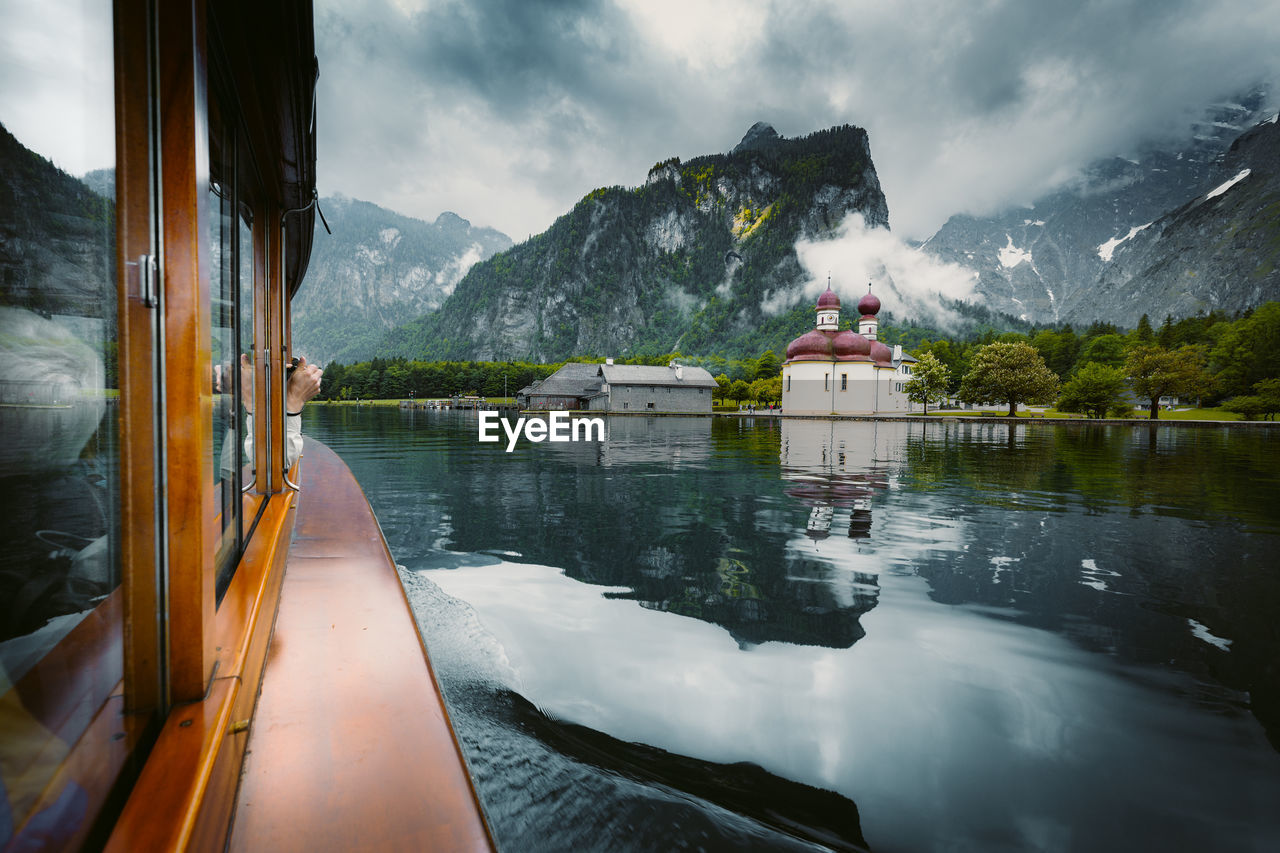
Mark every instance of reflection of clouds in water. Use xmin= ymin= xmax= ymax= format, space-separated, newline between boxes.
xmin=427 ymin=561 xmax=1280 ymax=852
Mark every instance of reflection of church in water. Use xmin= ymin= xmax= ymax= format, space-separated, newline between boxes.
xmin=775 ymin=419 xmax=894 ymax=640
xmin=781 ymin=419 xmax=890 ymax=542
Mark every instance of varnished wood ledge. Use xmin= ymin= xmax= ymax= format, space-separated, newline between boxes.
xmin=227 ymin=440 xmax=494 ymax=851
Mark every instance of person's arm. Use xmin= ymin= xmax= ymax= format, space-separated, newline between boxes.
xmin=285 ymin=356 xmax=323 ymax=469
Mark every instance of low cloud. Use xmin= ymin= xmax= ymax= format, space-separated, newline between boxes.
xmin=313 ymin=0 xmax=1280 ymax=244
xmin=767 ymin=214 xmax=979 ymax=330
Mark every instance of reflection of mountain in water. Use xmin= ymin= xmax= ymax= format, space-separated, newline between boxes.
xmin=383 ymin=411 xmax=881 ymax=649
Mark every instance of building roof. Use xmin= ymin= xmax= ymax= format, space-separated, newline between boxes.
xmin=600 ymin=364 xmax=718 ymax=388
xmin=522 ymin=362 xmax=604 ymax=398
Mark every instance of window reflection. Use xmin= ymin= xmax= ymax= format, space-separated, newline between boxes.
xmin=210 ymin=77 xmax=262 ymax=601
xmin=0 ymin=1 xmax=120 ymax=844
xmin=210 ymin=95 xmax=239 ymax=595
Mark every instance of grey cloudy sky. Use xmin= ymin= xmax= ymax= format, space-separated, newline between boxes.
xmin=1 ymin=1 xmax=1275 ymax=246
xmin=315 ymin=0 xmax=1280 ymax=242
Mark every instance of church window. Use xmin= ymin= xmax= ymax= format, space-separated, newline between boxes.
xmin=841 ymin=374 xmax=848 ymax=391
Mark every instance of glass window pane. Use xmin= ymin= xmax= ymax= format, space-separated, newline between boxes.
xmin=210 ymin=94 xmax=239 ymax=596
xmin=0 ymin=0 xmax=120 ymax=843
xmin=239 ymin=207 xmax=254 ymax=490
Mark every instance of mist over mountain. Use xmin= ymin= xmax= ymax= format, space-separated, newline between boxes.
xmin=922 ymin=88 xmax=1278 ymax=326
xmin=374 ymin=124 xmax=894 ymax=362
xmin=292 ymin=197 xmax=511 ymax=364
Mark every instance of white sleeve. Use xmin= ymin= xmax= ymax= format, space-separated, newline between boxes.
xmin=285 ymin=412 xmax=304 ymax=470
xmin=243 ymin=413 xmax=254 ymax=466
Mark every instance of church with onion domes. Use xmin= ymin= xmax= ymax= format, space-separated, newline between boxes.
xmin=780 ymin=283 xmax=916 ymax=414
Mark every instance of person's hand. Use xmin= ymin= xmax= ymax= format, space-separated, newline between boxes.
xmin=286 ymin=356 xmax=322 ymax=413
xmin=240 ymin=353 xmax=255 ymax=412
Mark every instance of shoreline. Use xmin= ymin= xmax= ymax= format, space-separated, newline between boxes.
xmin=315 ymin=401 xmax=1279 ymax=429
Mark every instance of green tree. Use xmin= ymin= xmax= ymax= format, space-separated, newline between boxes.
xmin=915 ymin=339 xmax=963 ymax=392
xmin=1076 ymin=334 xmax=1127 ymax=369
xmin=1030 ymin=327 xmax=1080 ymax=378
xmin=1125 ymin=345 xmax=1214 ymax=419
xmin=1208 ymin=302 xmax=1280 ymax=398
xmin=1132 ymin=314 xmax=1155 ymax=344
xmin=958 ymin=341 xmax=1060 ymax=417
xmin=1057 ymin=362 xmax=1127 ymax=419
xmin=755 ymin=349 xmax=781 ymax=380
xmin=729 ymin=378 xmax=750 ymax=405
xmin=381 ymin=363 xmax=409 ymax=399
xmin=903 ymin=351 xmax=950 ymax=414
xmin=749 ymin=375 xmax=782 ymax=404
xmin=713 ymin=373 xmax=731 ymax=404
xmin=1223 ymin=378 xmax=1280 ymax=421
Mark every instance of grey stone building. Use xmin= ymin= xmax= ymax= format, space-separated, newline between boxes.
xmin=519 ymin=361 xmax=716 ymax=413
xmin=518 ymin=362 xmax=605 ymax=410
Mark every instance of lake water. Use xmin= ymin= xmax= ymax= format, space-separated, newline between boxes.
xmin=304 ymin=407 xmax=1280 ymax=853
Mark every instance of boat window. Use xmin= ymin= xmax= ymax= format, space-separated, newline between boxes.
xmin=210 ymin=87 xmax=242 ymax=597
xmin=238 ymin=173 xmax=266 ymax=538
xmin=209 ymin=84 xmax=263 ymax=601
xmin=0 ymin=1 xmax=122 ymax=844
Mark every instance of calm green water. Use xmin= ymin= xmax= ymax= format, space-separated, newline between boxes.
xmin=305 ymin=408 xmax=1280 ymax=853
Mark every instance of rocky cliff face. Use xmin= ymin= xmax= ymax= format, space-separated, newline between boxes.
xmin=378 ymin=123 xmax=889 ymax=361
xmin=1073 ymin=114 xmax=1280 ymax=325
xmin=292 ymin=197 xmax=511 ymax=363
xmin=0 ymin=123 xmax=115 ymax=321
xmin=923 ymin=90 xmax=1276 ymax=325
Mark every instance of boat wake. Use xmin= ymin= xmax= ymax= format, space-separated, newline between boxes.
xmin=400 ymin=568 xmax=870 ymax=852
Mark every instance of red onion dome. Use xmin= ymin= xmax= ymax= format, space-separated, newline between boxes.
xmin=816 ymin=285 xmax=841 ymax=310
xmin=785 ymin=330 xmax=835 ymax=361
xmin=857 ymin=291 xmax=881 ymax=316
xmin=870 ymin=341 xmax=893 ymax=365
xmin=832 ymin=329 xmax=872 ymax=360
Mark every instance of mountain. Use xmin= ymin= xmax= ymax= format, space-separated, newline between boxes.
xmin=1074 ymin=114 xmax=1280 ymax=325
xmin=292 ymin=197 xmax=511 ymax=363
xmin=375 ymin=123 xmax=889 ymax=362
xmin=922 ymin=89 xmax=1276 ymax=325
xmin=0 ymin=122 xmax=115 ymax=320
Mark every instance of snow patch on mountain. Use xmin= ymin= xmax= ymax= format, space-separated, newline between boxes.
xmin=1097 ymin=223 xmax=1152 ymax=262
xmin=998 ymin=235 xmax=1032 ymax=269
xmin=1205 ymin=168 xmax=1251 ymax=200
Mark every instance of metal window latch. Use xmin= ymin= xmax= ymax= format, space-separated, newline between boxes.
xmin=134 ymin=254 xmax=158 ymax=308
